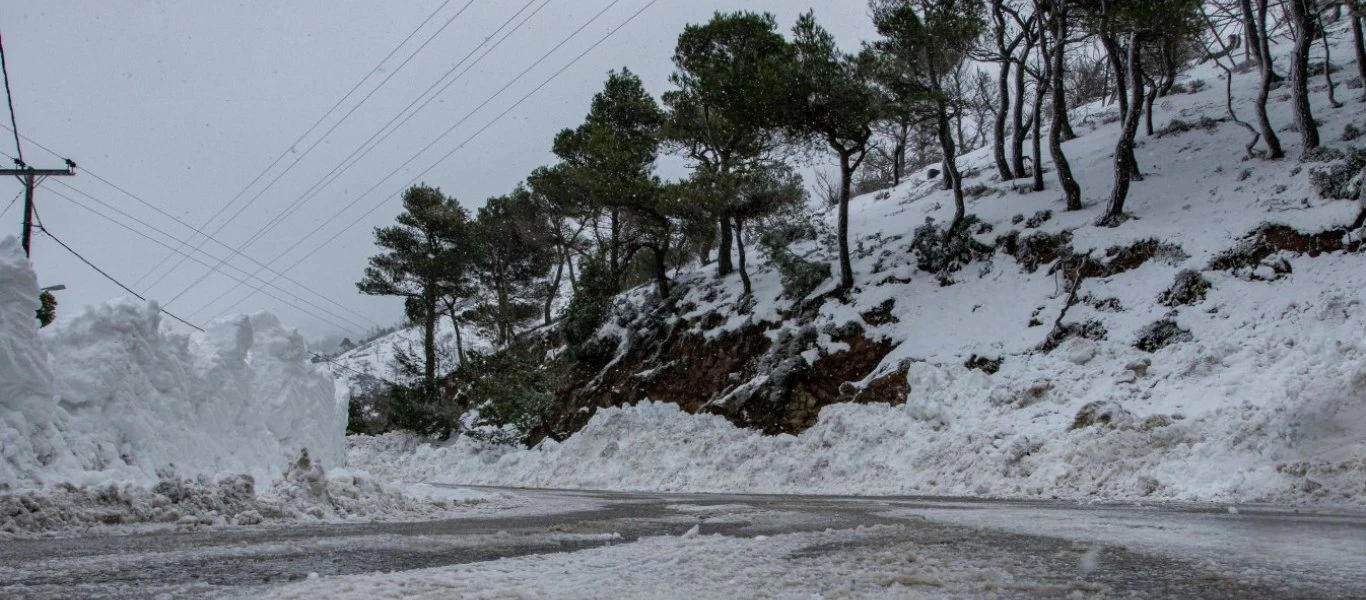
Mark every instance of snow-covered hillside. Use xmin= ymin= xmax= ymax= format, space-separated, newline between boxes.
xmin=350 ymin=26 xmax=1366 ymax=506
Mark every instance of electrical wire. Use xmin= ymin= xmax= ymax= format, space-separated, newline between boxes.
xmin=38 ymin=225 xmax=205 ymax=331
xmin=205 ymin=0 xmax=655 ymax=319
xmin=0 ymin=188 xmax=21 ymax=220
xmin=0 ymin=135 xmax=380 ymax=329
xmin=41 ymin=184 xmax=376 ymax=333
xmin=0 ymin=30 xmax=24 ymax=163
xmin=139 ymin=0 xmax=478 ymax=292
xmin=169 ymin=0 xmax=545 ymax=313
xmin=39 ymin=220 xmax=393 ymax=385
xmin=230 ymin=0 xmax=551 ymax=258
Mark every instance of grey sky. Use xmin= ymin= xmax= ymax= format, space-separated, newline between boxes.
xmin=4 ymin=1 xmax=877 ymax=338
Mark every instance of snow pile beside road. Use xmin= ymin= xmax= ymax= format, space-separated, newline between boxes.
xmin=0 ymin=236 xmax=345 ymax=489
xmin=0 ymin=450 xmax=492 ymax=536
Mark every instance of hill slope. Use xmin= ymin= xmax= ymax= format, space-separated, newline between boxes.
xmin=348 ymin=30 xmax=1366 ymax=505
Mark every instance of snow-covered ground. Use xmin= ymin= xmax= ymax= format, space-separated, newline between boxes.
xmin=348 ymin=26 xmax=1366 ymax=506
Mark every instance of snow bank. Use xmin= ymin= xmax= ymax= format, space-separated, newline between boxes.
xmin=0 ymin=236 xmax=345 ymax=490
xmin=0 ymin=451 xmax=493 ymax=536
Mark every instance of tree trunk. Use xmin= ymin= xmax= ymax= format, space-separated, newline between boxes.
xmin=837 ymin=151 xmax=855 ymax=289
xmin=1241 ymin=0 xmax=1263 ymax=67
xmin=893 ymin=121 xmax=909 ymax=187
xmin=1286 ymin=0 xmax=1321 ymax=152
xmin=1144 ymin=78 xmax=1157 ymax=137
xmin=936 ymin=96 xmax=967 ymax=231
xmin=422 ymin=293 xmax=437 ymax=390
xmin=1254 ymin=0 xmax=1285 ymax=158
xmin=1032 ymin=79 xmax=1045 ymax=192
xmin=564 ymin=245 xmax=577 ymax=286
xmin=994 ymin=42 xmax=1016 ymax=180
xmin=1100 ymin=33 xmax=1144 ymax=177
xmin=1101 ymin=34 xmax=1131 ymax=123
xmin=651 ymin=240 xmax=671 ymax=299
xmin=1048 ymin=5 xmax=1083 ymax=211
xmin=609 ymin=208 xmax=621 ymax=285
xmin=1011 ymin=50 xmax=1030 ymax=178
xmin=734 ymin=217 xmax=752 ymax=296
xmin=1321 ymin=13 xmax=1344 ymax=109
xmin=1102 ymin=34 xmax=1145 ymax=227
xmin=544 ymin=250 xmax=565 ymax=326
xmin=717 ymin=216 xmax=734 ymax=277
xmin=447 ymin=304 xmax=465 ymax=365
xmin=1353 ymin=4 xmax=1366 ymax=102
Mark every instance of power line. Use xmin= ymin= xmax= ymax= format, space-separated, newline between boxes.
xmin=139 ymin=0 xmax=478 ymax=293
xmin=40 ymin=184 xmax=376 ymax=333
xmin=38 ymin=224 xmax=205 ymax=332
xmin=39 ymin=219 xmax=394 ymax=385
xmin=205 ymin=0 xmax=652 ymax=319
xmin=0 ymin=30 xmax=23 ymax=162
xmin=229 ymin=0 xmax=550 ymax=259
xmin=0 ymin=134 xmax=380 ymax=329
xmin=169 ymin=0 xmax=544 ymax=314
xmin=0 ymin=189 xmax=20 ymax=219
xmin=45 ymin=179 xmax=377 ymax=332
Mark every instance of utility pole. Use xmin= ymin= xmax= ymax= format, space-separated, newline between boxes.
xmin=2 ymin=160 xmax=76 ymax=257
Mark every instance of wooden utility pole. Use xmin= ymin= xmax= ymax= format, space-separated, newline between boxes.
xmin=2 ymin=161 xmax=76 ymax=257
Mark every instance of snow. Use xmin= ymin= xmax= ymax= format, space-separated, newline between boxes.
xmin=0 ymin=236 xmax=464 ymax=535
xmin=261 ymin=525 xmax=1027 ymax=600
xmin=0 ymin=235 xmax=345 ymax=490
xmin=350 ymin=25 xmax=1366 ymax=507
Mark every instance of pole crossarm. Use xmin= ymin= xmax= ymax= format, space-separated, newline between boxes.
xmin=0 ymin=168 xmax=75 ymax=176
xmin=5 ymin=165 xmax=76 ymax=256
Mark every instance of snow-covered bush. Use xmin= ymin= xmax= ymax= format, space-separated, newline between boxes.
xmin=910 ymin=216 xmax=993 ymax=282
xmin=1308 ymin=147 xmax=1366 ymax=200
xmin=1158 ymin=269 xmax=1212 ymax=307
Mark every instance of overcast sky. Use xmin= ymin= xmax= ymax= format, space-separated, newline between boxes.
xmin=4 ymin=0 xmax=878 ymax=340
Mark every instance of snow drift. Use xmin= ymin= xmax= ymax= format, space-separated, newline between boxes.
xmin=0 ymin=236 xmax=345 ymax=490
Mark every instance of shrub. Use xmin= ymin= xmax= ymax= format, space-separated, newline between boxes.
xmin=1342 ymin=123 xmax=1363 ymax=142
xmin=1154 ymin=116 xmax=1222 ymax=138
xmin=1158 ymin=269 xmax=1212 ymax=307
xmin=1134 ymin=318 xmax=1192 ymax=352
xmin=455 ymin=346 xmax=563 ymax=446
xmin=762 ymin=235 xmax=831 ymax=300
xmin=387 ymin=382 xmax=462 ymax=440
xmin=910 ymin=216 xmax=994 ymax=281
xmin=1024 ymin=209 xmax=1053 ymax=229
xmin=1308 ymin=147 xmax=1366 ymax=200
xmin=561 ymin=255 xmax=614 ymax=363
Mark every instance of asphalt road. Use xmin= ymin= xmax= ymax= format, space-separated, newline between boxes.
xmin=2 ymin=487 xmax=1364 ymax=599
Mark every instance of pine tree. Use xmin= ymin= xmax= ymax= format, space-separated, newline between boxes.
xmin=471 ymin=189 xmax=555 ymax=346
xmin=357 ymin=185 xmax=470 ymax=392
xmin=787 ymin=11 xmax=883 ymax=290
xmin=552 ymin=69 xmax=671 ymax=297
xmin=871 ymin=0 xmax=985 ymax=231
xmin=663 ymin=12 xmax=793 ymax=280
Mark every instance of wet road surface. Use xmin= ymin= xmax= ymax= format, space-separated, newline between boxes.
xmin=2 ymin=486 xmax=1363 ymax=598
